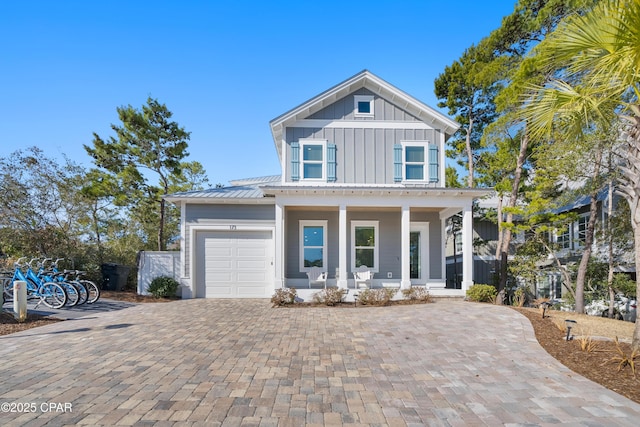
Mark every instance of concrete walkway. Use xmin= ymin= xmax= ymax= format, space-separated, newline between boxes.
xmin=1 ymin=300 xmax=639 ymax=426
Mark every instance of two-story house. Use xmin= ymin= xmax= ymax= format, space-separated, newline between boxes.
xmin=166 ymin=70 xmax=491 ymax=299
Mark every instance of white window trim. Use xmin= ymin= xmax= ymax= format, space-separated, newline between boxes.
xmin=354 ymin=95 xmax=374 ymax=117
xmin=299 ymin=220 xmax=328 ymax=272
xmin=454 ymin=230 xmax=463 ymax=255
xmin=351 ymin=220 xmax=379 ymax=272
xmin=401 ymin=140 xmax=430 ymax=182
xmin=554 ymin=226 xmax=571 ymax=250
xmin=574 ymin=213 xmax=590 ymax=249
xmin=300 ymin=139 xmax=327 ymax=181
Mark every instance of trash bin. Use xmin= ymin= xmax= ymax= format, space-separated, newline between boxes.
xmin=101 ymin=263 xmax=131 ymax=291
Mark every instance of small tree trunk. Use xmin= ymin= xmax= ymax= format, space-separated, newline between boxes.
xmin=498 ymin=129 xmax=530 ymax=295
xmin=158 ymin=198 xmax=165 ymax=251
xmin=466 ymin=118 xmax=475 ymax=188
xmin=574 ymin=192 xmax=599 ymax=314
xmin=607 ymin=181 xmax=616 ymax=319
xmin=632 ymin=212 xmax=640 ymax=351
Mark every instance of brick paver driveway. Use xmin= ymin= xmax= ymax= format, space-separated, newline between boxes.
xmin=2 ymin=299 xmax=640 ymax=426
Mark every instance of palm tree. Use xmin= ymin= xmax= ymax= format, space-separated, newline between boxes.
xmin=523 ymin=0 xmax=640 ymax=349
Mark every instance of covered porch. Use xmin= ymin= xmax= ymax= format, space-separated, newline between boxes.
xmin=262 ymin=185 xmax=489 ymax=299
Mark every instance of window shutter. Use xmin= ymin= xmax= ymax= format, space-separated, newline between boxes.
xmin=393 ymin=144 xmax=402 ymax=182
xmin=428 ymin=143 xmax=439 ymax=182
xmin=291 ymin=142 xmax=300 ymax=181
xmin=327 ymin=143 xmax=336 ymax=182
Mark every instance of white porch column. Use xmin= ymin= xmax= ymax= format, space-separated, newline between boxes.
xmin=440 ymin=216 xmax=448 ymax=282
xmin=400 ymin=205 xmax=411 ymax=289
xmin=461 ymin=202 xmax=474 ymax=291
xmin=275 ymin=202 xmax=285 ymax=288
xmin=338 ymin=204 xmax=348 ymax=289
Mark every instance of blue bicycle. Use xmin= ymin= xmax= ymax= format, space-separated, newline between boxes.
xmin=2 ymin=258 xmax=67 ymax=309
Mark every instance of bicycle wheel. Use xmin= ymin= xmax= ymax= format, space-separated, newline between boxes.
xmin=71 ymin=280 xmax=88 ymax=305
xmin=2 ymin=277 xmax=13 ymax=301
xmin=79 ymin=280 xmax=100 ymax=304
xmin=62 ymin=282 xmax=80 ymax=307
xmin=39 ymin=282 xmax=67 ymax=309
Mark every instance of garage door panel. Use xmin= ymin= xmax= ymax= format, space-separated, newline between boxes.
xmin=209 ymin=260 xmax=233 ymax=269
xmin=207 ymin=247 xmax=233 ymax=257
xmin=237 ymin=247 xmax=268 ymax=257
xmin=236 ymin=271 xmax=269 ymax=281
xmin=197 ymin=230 xmax=272 ymax=298
xmin=236 ymin=259 xmax=269 ymax=268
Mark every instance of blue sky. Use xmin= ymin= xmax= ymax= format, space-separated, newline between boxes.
xmin=1 ymin=0 xmax=516 ymax=186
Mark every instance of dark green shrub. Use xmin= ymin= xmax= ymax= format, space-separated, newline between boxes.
xmin=466 ymin=284 xmax=497 ymax=303
xmin=147 ymin=276 xmax=180 ymax=298
xmin=312 ymin=288 xmax=347 ymax=306
xmin=271 ymin=287 xmax=297 ymax=306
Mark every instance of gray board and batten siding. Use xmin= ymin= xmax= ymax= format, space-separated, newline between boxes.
xmin=183 ymin=204 xmax=276 ymax=277
xmin=285 ymin=208 xmax=443 ymax=280
xmin=285 ymin=88 xmax=442 ymax=184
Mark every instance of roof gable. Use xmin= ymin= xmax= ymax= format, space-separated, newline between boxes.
xmin=269 ymin=70 xmax=460 ymax=159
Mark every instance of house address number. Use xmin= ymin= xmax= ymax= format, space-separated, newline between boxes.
xmin=229 ymin=225 xmax=237 ymax=230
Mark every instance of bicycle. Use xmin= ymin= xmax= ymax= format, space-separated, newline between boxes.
xmin=3 ymin=258 xmax=67 ymax=309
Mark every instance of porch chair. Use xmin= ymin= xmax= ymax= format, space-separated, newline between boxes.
xmin=353 ymin=266 xmax=373 ymax=289
xmin=307 ymin=266 xmax=327 ymax=289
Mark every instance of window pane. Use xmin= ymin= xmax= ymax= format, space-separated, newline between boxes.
xmin=357 ymin=101 xmax=371 ymax=113
xmin=303 ymin=226 xmax=324 ymax=246
xmin=303 ymin=163 xmax=322 ymax=178
xmin=406 ymin=165 xmax=424 ymax=180
xmin=355 ymin=248 xmax=374 ymax=268
xmin=355 ymin=227 xmax=375 ymax=247
xmin=304 ymin=248 xmax=323 ymax=267
xmin=405 ymin=146 xmax=424 ymax=162
xmin=303 ymin=145 xmax=323 ymax=161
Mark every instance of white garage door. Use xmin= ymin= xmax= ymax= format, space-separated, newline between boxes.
xmin=196 ymin=230 xmax=273 ymax=298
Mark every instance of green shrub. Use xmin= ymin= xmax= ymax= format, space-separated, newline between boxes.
xmin=466 ymin=284 xmax=497 ymax=303
xmin=312 ymin=287 xmax=348 ymax=306
xmin=271 ymin=287 xmax=297 ymax=306
xmin=357 ymin=288 xmax=397 ymax=306
xmin=401 ymin=286 xmax=432 ymax=303
xmin=147 ymin=276 xmax=180 ymax=298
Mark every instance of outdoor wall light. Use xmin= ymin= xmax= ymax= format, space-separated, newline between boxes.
xmin=565 ymin=319 xmax=577 ymax=341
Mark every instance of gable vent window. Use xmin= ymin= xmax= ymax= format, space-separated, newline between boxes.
xmin=354 ymin=95 xmax=374 ymax=117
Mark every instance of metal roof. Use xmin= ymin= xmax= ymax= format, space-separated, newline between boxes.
xmin=165 ymin=175 xmax=280 ymax=203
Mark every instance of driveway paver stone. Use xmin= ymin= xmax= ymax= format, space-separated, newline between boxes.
xmin=1 ymin=299 xmax=640 ymax=426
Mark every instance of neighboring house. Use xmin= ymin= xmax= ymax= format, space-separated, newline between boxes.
xmin=165 ymin=70 xmax=491 ymax=299
xmin=532 ymin=186 xmax=635 ymax=300
xmin=444 ymin=207 xmax=499 ymax=290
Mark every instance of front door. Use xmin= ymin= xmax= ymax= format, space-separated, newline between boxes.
xmin=409 ymin=223 xmax=429 ymax=285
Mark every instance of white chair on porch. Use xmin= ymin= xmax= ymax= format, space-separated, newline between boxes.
xmin=353 ymin=266 xmax=373 ymax=289
xmin=307 ymin=266 xmax=327 ymax=289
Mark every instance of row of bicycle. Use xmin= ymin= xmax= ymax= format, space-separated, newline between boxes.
xmin=1 ymin=257 xmax=100 ymax=309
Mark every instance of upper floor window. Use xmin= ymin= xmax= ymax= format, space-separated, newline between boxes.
xmin=576 ymin=214 xmax=589 ymax=246
xmin=405 ymin=145 xmax=425 ymax=180
xmin=556 ymin=226 xmax=571 ymax=249
xmin=354 ymin=95 xmax=374 ymax=117
xmin=301 ymin=139 xmax=326 ymax=181
xmin=396 ymin=141 xmax=438 ymax=182
xmin=454 ymin=230 xmax=463 ymax=254
xmin=300 ymin=220 xmax=327 ymax=271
